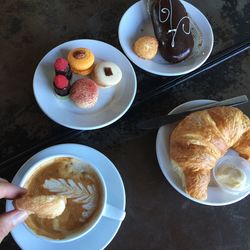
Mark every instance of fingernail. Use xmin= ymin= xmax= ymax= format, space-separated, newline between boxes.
xmin=12 ymin=211 xmax=29 ymax=226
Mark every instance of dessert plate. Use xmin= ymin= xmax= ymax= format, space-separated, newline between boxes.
xmin=6 ymin=143 xmax=126 ymax=250
xmin=119 ymin=0 xmax=214 ymax=76
xmin=33 ymin=39 xmax=137 ymax=130
xmin=156 ymin=100 xmax=250 ymax=206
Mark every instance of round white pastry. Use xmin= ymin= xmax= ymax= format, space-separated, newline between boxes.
xmin=92 ymin=61 xmax=122 ymax=87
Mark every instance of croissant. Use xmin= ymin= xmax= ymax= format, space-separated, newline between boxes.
xmin=233 ymin=129 xmax=250 ymax=160
xmin=169 ymin=106 xmax=250 ymax=200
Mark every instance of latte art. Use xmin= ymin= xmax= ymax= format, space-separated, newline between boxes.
xmin=43 ymin=177 xmax=98 ymax=221
xmin=24 ymin=157 xmax=104 ymax=240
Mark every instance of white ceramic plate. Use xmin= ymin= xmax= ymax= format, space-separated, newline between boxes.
xmin=119 ymin=0 xmax=214 ymax=76
xmin=156 ymin=100 xmax=250 ymax=206
xmin=6 ymin=144 xmax=126 ymax=250
xmin=33 ymin=39 xmax=137 ymax=130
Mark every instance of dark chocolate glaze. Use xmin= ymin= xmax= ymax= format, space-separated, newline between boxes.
xmin=150 ymin=0 xmax=194 ymax=63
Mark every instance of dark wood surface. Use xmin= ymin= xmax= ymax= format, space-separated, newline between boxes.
xmin=0 ymin=0 xmax=250 ymax=249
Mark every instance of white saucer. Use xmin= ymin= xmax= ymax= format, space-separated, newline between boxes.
xmin=33 ymin=39 xmax=137 ymax=130
xmin=6 ymin=144 xmax=126 ymax=250
xmin=118 ymin=0 xmax=214 ymax=76
xmin=156 ymin=100 xmax=250 ymax=206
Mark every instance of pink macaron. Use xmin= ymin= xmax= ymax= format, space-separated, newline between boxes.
xmin=70 ymin=78 xmax=99 ymax=108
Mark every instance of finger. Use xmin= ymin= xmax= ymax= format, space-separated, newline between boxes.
xmin=0 ymin=210 xmax=29 ymax=243
xmin=0 ymin=182 xmax=26 ymax=199
xmin=0 ymin=178 xmax=8 ymax=183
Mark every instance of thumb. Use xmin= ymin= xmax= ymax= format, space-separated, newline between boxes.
xmin=0 ymin=210 xmax=29 ymax=243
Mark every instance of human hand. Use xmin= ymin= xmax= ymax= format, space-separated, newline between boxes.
xmin=0 ymin=178 xmax=28 ymax=243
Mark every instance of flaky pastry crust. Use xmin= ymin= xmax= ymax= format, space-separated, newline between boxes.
xmin=170 ymin=106 xmax=250 ymax=200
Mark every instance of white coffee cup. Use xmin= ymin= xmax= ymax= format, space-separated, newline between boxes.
xmin=16 ymin=154 xmax=126 ymax=243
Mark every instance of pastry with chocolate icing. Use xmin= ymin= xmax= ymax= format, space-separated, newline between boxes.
xmin=150 ymin=0 xmax=194 ymax=63
xmin=92 ymin=61 xmax=122 ymax=87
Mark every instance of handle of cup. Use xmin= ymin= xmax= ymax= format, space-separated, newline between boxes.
xmin=103 ymin=204 xmax=126 ymax=221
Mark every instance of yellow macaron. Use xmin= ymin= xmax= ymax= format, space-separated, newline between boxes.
xmin=67 ymin=48 xmax=95 ymax=76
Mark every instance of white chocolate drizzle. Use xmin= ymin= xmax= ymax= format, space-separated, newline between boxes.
xmin=158 ymin=0 xmax=191 ymax=47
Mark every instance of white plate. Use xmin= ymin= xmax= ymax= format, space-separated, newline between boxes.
xmin=118 ymin=0 xmax=214 ymax=76
xmin=6 ymin=144 xmax=126 ymax=250
xmin=156 ymin=100 xmax=250 ymax=206
xmin=33 ymin=39 xmax=137 ymax=130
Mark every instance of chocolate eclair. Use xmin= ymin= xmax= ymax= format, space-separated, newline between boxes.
xmin=150 ymin=0 xmax=194 ymax=63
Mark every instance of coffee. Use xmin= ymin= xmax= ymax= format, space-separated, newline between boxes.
xmin=23 ymin=157 xmax=104 ymax=240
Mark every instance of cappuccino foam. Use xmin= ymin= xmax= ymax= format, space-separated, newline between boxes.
xmin=24 ymin=157 xmax=104 ymax=240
